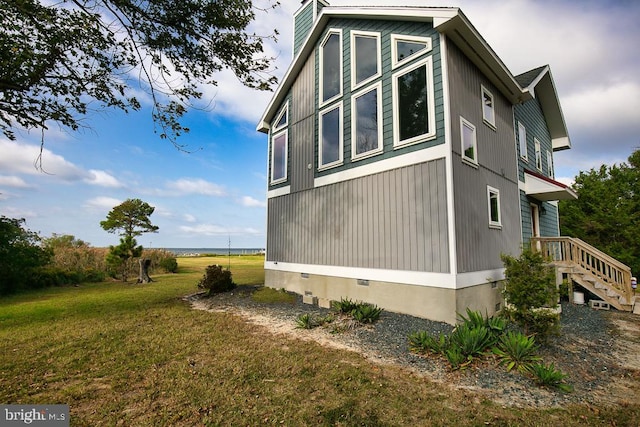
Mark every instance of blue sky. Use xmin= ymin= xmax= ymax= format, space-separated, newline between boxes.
xmin=1 ymin=0 xmax=639 ymax=248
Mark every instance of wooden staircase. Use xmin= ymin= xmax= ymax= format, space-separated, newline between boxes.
xmin=531 ymin=237 xmax=637 ymax=313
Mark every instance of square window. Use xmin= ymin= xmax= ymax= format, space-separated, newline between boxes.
xmin=487 ymin=186 xmax=501 ymax=228
xmin=460 ymin=117 xmax=477 ymax=165
xmin=518 ymin=122 xmax=527 ymax=160
xmin=392 ymin=57 xmax=436 ymax=147
xmin=320 ymin=30 xmax=342 ymax=105
xmin=535 ymin=139 xmax=542 ymax=170
xmin=271 ymin=130 xmax=288 ymax=184
xmin=481 ymin=85 xmax=495 ymax=128
xmin=352 ymin=84 xmax=382 ymax=159
xmin=319 ymin=103 xmax=343 ymax=169
xmin=351 ymin=31 xmax=380 ymax=90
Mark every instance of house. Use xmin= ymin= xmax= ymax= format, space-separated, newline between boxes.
xmin=256 ymin=1 xmax=581 ymax=324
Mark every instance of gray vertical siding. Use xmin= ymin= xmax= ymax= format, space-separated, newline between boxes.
xmin=290 ymin=56 xmax=316 ymax=192
xmin=446 ymin=40 xmax=522 ymax=271
xmin=267 ymin=159 xmax=450 ymax=273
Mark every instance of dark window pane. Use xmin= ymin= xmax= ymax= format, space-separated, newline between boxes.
xmin=355 ymin=89 xmax=378 ymax=155
xmin=322 ymin=107 xmax=340 ymax=165
xmin=355 ymin=35 xmax=377 ymax=84
xmin=396 ymin=40 xmax=427 ymax=62
xmin=322 ymin=33 xmax=341 ymax=102
xmin=398 ymin=65 xmax=428 ymax=142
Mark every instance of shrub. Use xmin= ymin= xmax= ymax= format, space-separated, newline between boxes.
xmin=295 ymin=313 xmax=315 ymax=329
xmin=458 ymin=309 xmax=507 ymax=347
xmin=332 ymin=298 xmax=360 ymax=314
xmin=444 ymin=347 xmax=469 ymax=370
xmin=530 ymin=362 xmax=573 ymax=392
xmin=492 ymin=331 xmax=541 ymax=373
xmin=197 ymin=265 xmax=235 ymax=295
xmin=158 ymin=256 xmax=178 ymax=273
xmin=408 ymin=331 xmax=449 ymax=355
xmin=352 ymin=303 xmax=383 ymax=324
xmin=449 ymin=323 xmax=493 ymax=359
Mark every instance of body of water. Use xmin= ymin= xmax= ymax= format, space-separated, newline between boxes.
xmin=167 ymin=248 xmax=265 ymax=256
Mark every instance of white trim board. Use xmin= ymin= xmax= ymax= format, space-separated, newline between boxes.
xmin=265 ymin=261 xmax=505 ymax=290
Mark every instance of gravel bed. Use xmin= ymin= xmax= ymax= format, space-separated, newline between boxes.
xmin=191 ymin=287 xmax=628 ymax=408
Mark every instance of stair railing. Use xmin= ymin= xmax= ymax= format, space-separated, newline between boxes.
xmin=530 ymin=236 xmax=633 ymax=305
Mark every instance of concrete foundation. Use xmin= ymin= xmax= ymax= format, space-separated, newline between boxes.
xmin=266 ymin=269 xmax=504 ymax=325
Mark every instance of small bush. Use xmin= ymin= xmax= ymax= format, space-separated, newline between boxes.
xmin=493 ymin=331 xmax=541 ymax=373
xmin=503 ymin=307 xmax=560 ymax=341
xmin=530 ymin=362 xmax=573 ymax=392
xmin=449 ymin=323 xmax=493 ymax=359
xmin=408 ymin=331 xmax=449 ymax=355
xmin=352 ymin=303 xmax=383 ymax=324
xmin=158 ymin=257 xmax=178 ymax=273
xmin=295 ymin=313 xmax=315 ymax=329
xmin=332 ymin=298 xmax=360 ymax=314
xmin=197 ymin=265 xmax=235 ymax=295
xmin=444 ymin=347 xmax=469 ymax=370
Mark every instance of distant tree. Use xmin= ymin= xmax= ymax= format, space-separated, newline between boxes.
xmin=0 ymin=0 xmax=279 ymax=148
xmin=0 ymin=216 xmax=51 ymax=294
xmin=559 ymin=149 xmax=640 ymax=275
xmin=100 ymin=199 xmax=158 ymax=282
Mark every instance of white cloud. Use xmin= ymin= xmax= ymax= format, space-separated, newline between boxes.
xmin=179 ymin=223 xmax=261 ymax=236
xmin=0 ymin=139 xmax=88 ymax=181
xmin=165 ymin=178 xmax=226 ymax=196
xmin=240 ymin=196 xmax=266 ymax=208
xmin=83 ymin=196 xmax=122 ymax=211
xmin=183 ymin=213 xmax=197 ymax=222
xmin=0 ymin=175 xmax=31 ymax=188
xmin=85 ymin=170 xmax=125 ymax=188
xmin=1 ymin=206 xmax=37 ymax=218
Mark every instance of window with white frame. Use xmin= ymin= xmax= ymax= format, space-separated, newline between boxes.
xmin=534 ymin=139 xmax=542 ymax=170
xmin=518 ymin=122 xmax=527 ymax=160
xmin=271 ymin=130 xmax=288 ymax=184
xmin=352 ymin=83 xmax=382 ymax=159
xmin=319 ymin=102 xmax=343 ymax=169
xmin=392 ymin=57 xmax=436 ymax=147
xmin=487 ymin=186 xmax=501 ymax=228
xmin=460 ymin=117 xmax=477 ymax=165
xmin=273 ymin=103 xmax=288 ymax=131
xmin=320 ymin=29 xmax=342 ymax=105
xmin=481 ymin=85 xmax=495 ymax=128
xmin=547 ymin=150 xmax=554 ymax=178
xmin=351 ymin=31 xmax=380 ymax=90
xmin=391 ymin=34 xmax=432 ymax=69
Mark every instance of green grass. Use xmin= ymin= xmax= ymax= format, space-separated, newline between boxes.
xmin=0 ymin=255 xmax=638 ymax=426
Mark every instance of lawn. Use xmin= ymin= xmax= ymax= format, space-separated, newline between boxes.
xmin=0 ymin=256 xmax=636 ymax=426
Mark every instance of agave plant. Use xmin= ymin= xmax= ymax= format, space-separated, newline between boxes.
xmin=295 ymin=313 xmax=315 ymax=329
xmin=332 ymin=297 xmax=360 ymax=314
xmin=493 ymin=331 xmax=541 ymax=373
xmin=352 ymin=303 xmax=383 ymax=324
xmin=530 ymin=362 xmax=573 ymax=392
xmin=408 ymin=331 xmax=449 ymax=355
xmin=449 ymin=323 xmax=493 ymax=358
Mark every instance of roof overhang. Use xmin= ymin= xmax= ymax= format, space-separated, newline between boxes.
xmin=524 ymin=169 xmax=577 ymax=201
xmin=521 ymin=67 xmax=571 ymax=151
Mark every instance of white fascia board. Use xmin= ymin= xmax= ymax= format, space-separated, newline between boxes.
xmin=552 ymin=136 xmax=571 ymax=151
xmin=265 ymin=262 xmax=505 ymax=290
xmin=267 ymin=185 xmax=291 ymax=199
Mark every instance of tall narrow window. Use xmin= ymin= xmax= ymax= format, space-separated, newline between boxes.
xmin=481 ymin=85 xmax=495 ymax=128
xmin=547 ymin=150 xmax=554 ymax=178
xmin=320 ymin=30 xmax=342 ymax=105
xmin=534 ymin=139 xmax=542 ymax=170
xmin=352 ymin=83 xmax=382 ymax=159
xmin=487 ymin=186 xmax=501 ymax=228
xmin=460 ymin=117 xmax=477 ymax=165
xmin=271 ymin=131 xmax=288 ymax=184
xmin=392 ymin=57 xmax=436 ymax=147
xmin=391 ymin=34 xmax=432 ymax=69
xmin=351 ymin=31 xmax=380 ymax=90
xmin=319 ymin=103 xmax=343 ymax=169
xmin=518 ymin=122 xmax=527 ymax=160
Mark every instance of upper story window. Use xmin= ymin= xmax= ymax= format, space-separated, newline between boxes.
xmin=518 ymin=122 xmax=527 ymax=160
xmin=319 ymin=102 xmax=343 ymax=169
xmin=460 ymin=116 xmax=477 ymax=166
xmin=487 ymin=186 xmax=502 ymax=229
xmin=391 ymin=34 xmax=432 ymax=69
xmin=534 ymin=139 xmax=542 ymax=171
xmin=274 ymin=103 xmax=288 ymax=131
xmin=481 ymin=85 xmax=495 ymax=128
xmin=547 ymin=150 xmax=554 ymax=178
xmin=351 ymin=31 xmax=381 ymax=90
xmin=352 ymin=82 xmax=383 ymax=160
xmin=270 ymin=130 xmax=288 ymax=184
xmin=320 ymin=29 xmax=343 ymax=106
xmin=392 ymin=57 xmax=436 ymax=148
